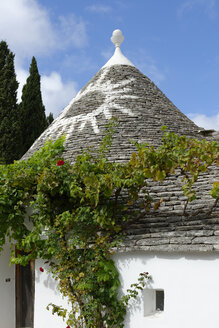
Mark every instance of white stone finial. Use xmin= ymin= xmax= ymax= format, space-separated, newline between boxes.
xmin=111 ymin=29 xmax=124 ymax=48
xmin=102 ymin=29 xmax=134 ymax=68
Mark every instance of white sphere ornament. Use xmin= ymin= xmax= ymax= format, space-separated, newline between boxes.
xmin=111 ymin=29 xmax=124 ymax=48
xmin=102 ymin=29 xmax=134 ymax=68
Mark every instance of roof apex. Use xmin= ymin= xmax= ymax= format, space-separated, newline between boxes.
xmin=102 ymin=29 xmax=134 ymax=68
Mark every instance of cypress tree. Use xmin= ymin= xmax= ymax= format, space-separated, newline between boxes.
xmin=46 ymin=112 xmax=54 ymax=126
xmin=20 ymin=56 xmax=47 ymax=156
xmin=0 ymin=41 xmax=22 ymax=164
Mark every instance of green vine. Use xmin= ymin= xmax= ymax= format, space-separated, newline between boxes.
xmin=0 ymin=120 xmax=218 ymax=327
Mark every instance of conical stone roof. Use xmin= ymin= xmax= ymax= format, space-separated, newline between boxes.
xmin=23 ymin=30 xmax=219 ymax=252
xmin=23 ymin=61 xmax=201 ymax=162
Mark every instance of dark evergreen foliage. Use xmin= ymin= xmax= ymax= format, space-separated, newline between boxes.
xmin=20 ymin=56 xmax=47 ymax=156
xmin=0 ymin=41 xmax=22 ymax=164
xmin=46 ymin=112 xmax=54 ymax=126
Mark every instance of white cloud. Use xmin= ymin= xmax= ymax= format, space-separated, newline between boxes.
xmin=86 ymin=5 xmax=112 ymax=13
xmin=0 ymin=0 xmax=88 ymax=62
xmin=41 ymin=72 xmax=78 ymax=117
xmin=16 ymin=68 xmax=77 ymax=118
xmin=0 ymin=0 xmax=56 ymax=58
xmin=16 ymin=67 xmax=29 ymax=102
xmin=0 ymin=0 xmax=86 ymax=118
xmin=101 ymin=48 xmax=114 ymax=60
xmin=58 ymin=15 xmax=88 ymax=48
xmin=189 ymin=113 xmax=219 ymax=130
xmin=178 ymin=0 xmax=216 ymax=18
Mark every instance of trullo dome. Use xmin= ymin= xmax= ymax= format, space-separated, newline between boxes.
xmin=22 ymin=29 xmax=219 ymax=251
xmin=23 ymin=29 xmax=205 ymax=163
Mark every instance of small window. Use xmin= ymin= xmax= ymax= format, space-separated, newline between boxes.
xmin=156 ymin=290 xmax=164 ymax=311
xmin=144 ymin=289 xmax=164 ymax=316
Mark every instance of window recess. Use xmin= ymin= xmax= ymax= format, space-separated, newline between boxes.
xmin=144 ymin=289 xmax=164 ymax=316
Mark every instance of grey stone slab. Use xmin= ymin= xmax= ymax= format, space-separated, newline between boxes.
xmin=192 ymin=236 xmax=219 ymax=245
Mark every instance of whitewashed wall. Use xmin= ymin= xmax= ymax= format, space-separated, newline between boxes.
xmin=34 ymin=259 xmax=70 ymax=328
xmin=114 ymin=251 xmax=219 ymax=328
xmin=0 ymin=244 xmax=70 ymax=328
xmin=0 ymin=243 xmax=15 ymax=328
xmin=1 ymin=245 xmax=219 ymax=328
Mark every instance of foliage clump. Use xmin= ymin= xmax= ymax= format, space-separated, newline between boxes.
xmin=0 ymin=121 xmax=218 ymax=327
xmin=0 ymin=41 xmax=54 ymax=162
xmin=19 ymin=56 xmax=53 ymax=156
xmin=0 ymin=41 xmax=22 ymax=164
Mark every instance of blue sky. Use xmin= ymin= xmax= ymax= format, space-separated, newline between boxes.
xmin=0 ymin=0 xmax=219 ymax=130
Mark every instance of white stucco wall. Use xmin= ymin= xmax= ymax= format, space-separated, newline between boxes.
xmin=1 ymin=244 xmax=219 ymax=328
xmin=0 ymin=244 xmax=70 ymax=328
xmin=34 ymin=259 xmax=70 ymax=328
xmin=0 ymin=243 xmax=15 ymax=328
xmin=113 ymin=251 xmax=219 ymax=328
